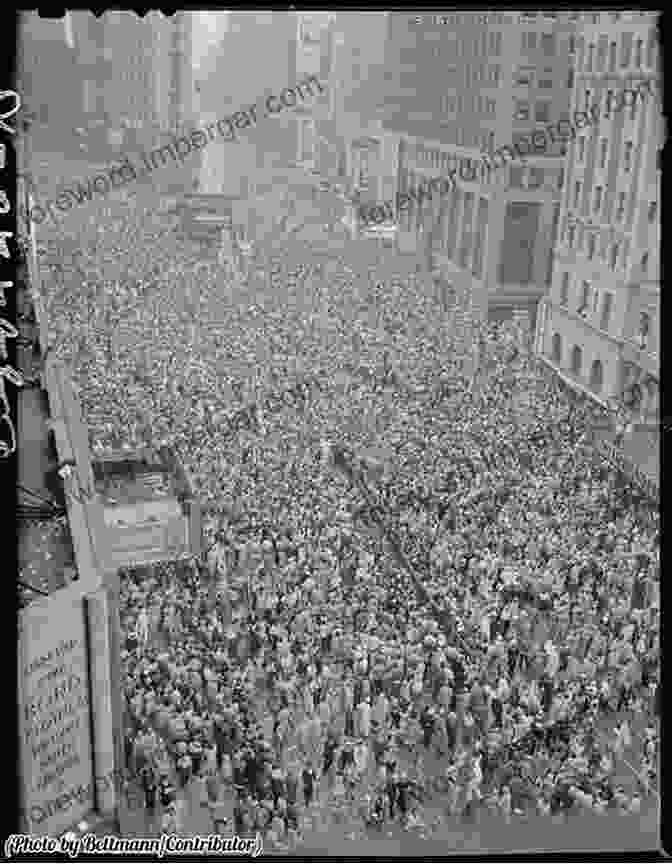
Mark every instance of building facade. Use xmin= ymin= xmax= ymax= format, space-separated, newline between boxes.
xmin=313 ymin=12 xmax=395 ymax=231
xmin=383 ymin=12 xmax=575 ymax=322
xmin=292 ymin=12 xmax=332 ymax=171
xmin=197 ymin=11 xmax=298 ymax=197
xmin=536 ymin=11 xmax=660 ymax=424
xmin=18 ymin=12 xmax=81 ymax=132
xmin=66 ymin=11 xmax=195 ymax=147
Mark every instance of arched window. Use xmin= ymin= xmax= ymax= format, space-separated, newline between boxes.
xmin=552 ymin=332 xmax=562 ymax=365
xmin=571 ymin=345 xmax=583 ymax=376
xmin=590 ymin=358 xmax=603 ymax=393
xmin=643 ymin=376 xmax=659 ymax=420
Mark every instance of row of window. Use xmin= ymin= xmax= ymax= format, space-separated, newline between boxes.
xmin=519 ymin=12 xmax=567 ymax=20
xmin=514 ymin=66 xmax=560 ymax=89
xmin=418 ymin=149 xmax=488 ymax=185
xmin=565 ymin=222 xmax=653 ymax=276
xmin=550 ymin=336 xmax=604 ymax=393
xmin=577 ymin=28 xmax=656 ymax=75
xmin=559 ymin=274 xmax=654 ymax=350
xmin=559 ymin=273 xmax=613 ymax=329
xmin=452 ymin=125 xmax=493 ymax=152
xmin=428 ymin=13 xmax=504 ymax=27
xmin=432 ymin=62 xmax=500 ymax=92
xmin=521 ymin=31 xmax=557 ymax=56
xmin=514 ymin=99 xmax=552 ymax=123
xmin=509 ymin=165 xmax=545 ymax=189
xmin=428 ymin=30 xmax=502 ymax=57
xmin=442 ymin=89 xmax=499 ymax=117
xmin=570 ymin=172 xmax=657 ymax=224
xmin=579 ymin=86 xmax=644 ymax=122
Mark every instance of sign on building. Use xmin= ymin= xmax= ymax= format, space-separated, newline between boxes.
xmin=19 ymin=583 xmax=94 ymax=836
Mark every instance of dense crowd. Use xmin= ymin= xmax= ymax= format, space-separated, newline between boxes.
xmin=37 ymin=176 xmax=659 ymax=846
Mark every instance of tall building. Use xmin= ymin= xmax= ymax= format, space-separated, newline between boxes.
xmin=197 ymin=11 xmax=298 ymax=197
xmin=18 ymin=12 xmax=81 ymax=130
xmin=536 ymin=11 xmax=660 ymax=428
xmin=168 ymin=12 xmax=196 ymax=134
xmin=67 ymin=11 xmax=195 ymax=144
xmin=314 ymin=13 xmax=390 ymax=189
xmin=292 ymin=12 xmax=332 ymax=170
xmin=383 ymin=12 xmax=575 ymax=322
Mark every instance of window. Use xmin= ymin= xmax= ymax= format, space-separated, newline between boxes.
xmin=590 ymin=359 xmax=604 ymax=393
xmin=647 ymin=28 xmax=656 ymax=66
xmin=587 ymin=234 xmax=596 ymax=260
xmin=522 ymin=31 xmax=537 ymax=52
xmin=529 ymin=167 xmax=544 ymax=188
xmin=541 ymin=33 xmax=556 ymax=56
xmin=569 ymin=35 xmax=576 ymax=55
xmin=610 ymin=243 xmax=619 ymax=270
xmin=539 ymin=68 xmax=554 ymax=88
xmin=598 ymin=138 xmax=608 ymax=169
xmin=571 ymin=345 xmax=583 ymax=376
xmin=600 ymin=292 xmax=612 ymax=330
xmin=635 ymin=38 xmax=643 ymax=67
xmin=510 ymin=166 xmax=525 ymax=188
xmin=584 ymin=89 xmax=592 ymax=111
xmin=515 ymin=66 xmax=535 ymax=86
xmin=639 ymin=312 xmax=650 ymax=349
xmin=514 ymin=100 xmax=530 ymax=121
xmin=621 ymin=32 xmax=632 ymax=67
xmin=624 ymin=142 xmax=633 ymax=173
xmin=593 ymin=186 xmax=603 ymax=215
xmin=616 ymin=192 xmax=626 ymax=221
xmin=609 ymin=41 xmax=617 ymax=71
xmin=535 ymin=101 xmax=550 ymax=122
xmin=641 ymin=251 xmax=649 ymax=274
xmin=573 ymin=181 xmax=581 ymax=209
xmin=552 ymin=332 xmax=562 ymax=364
xmin=567 ymin=68 xmax=574 ymax=89
xmin=560 ymin=272 xmax=570 ymax=305
xmin=648 ymin=201 xmax=657 ymax=223
xmin=580 ymin=280 xmax=591 ymax=313
xmin=567 ymin=224 xmax=575 ymax=248
xmin=578 ymin=137 xmax=586 ymax=162
xmin=605 ymin=89 xmax=614 ymax=114
xmin=587 ymin=43 xmax=595 ymax=71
